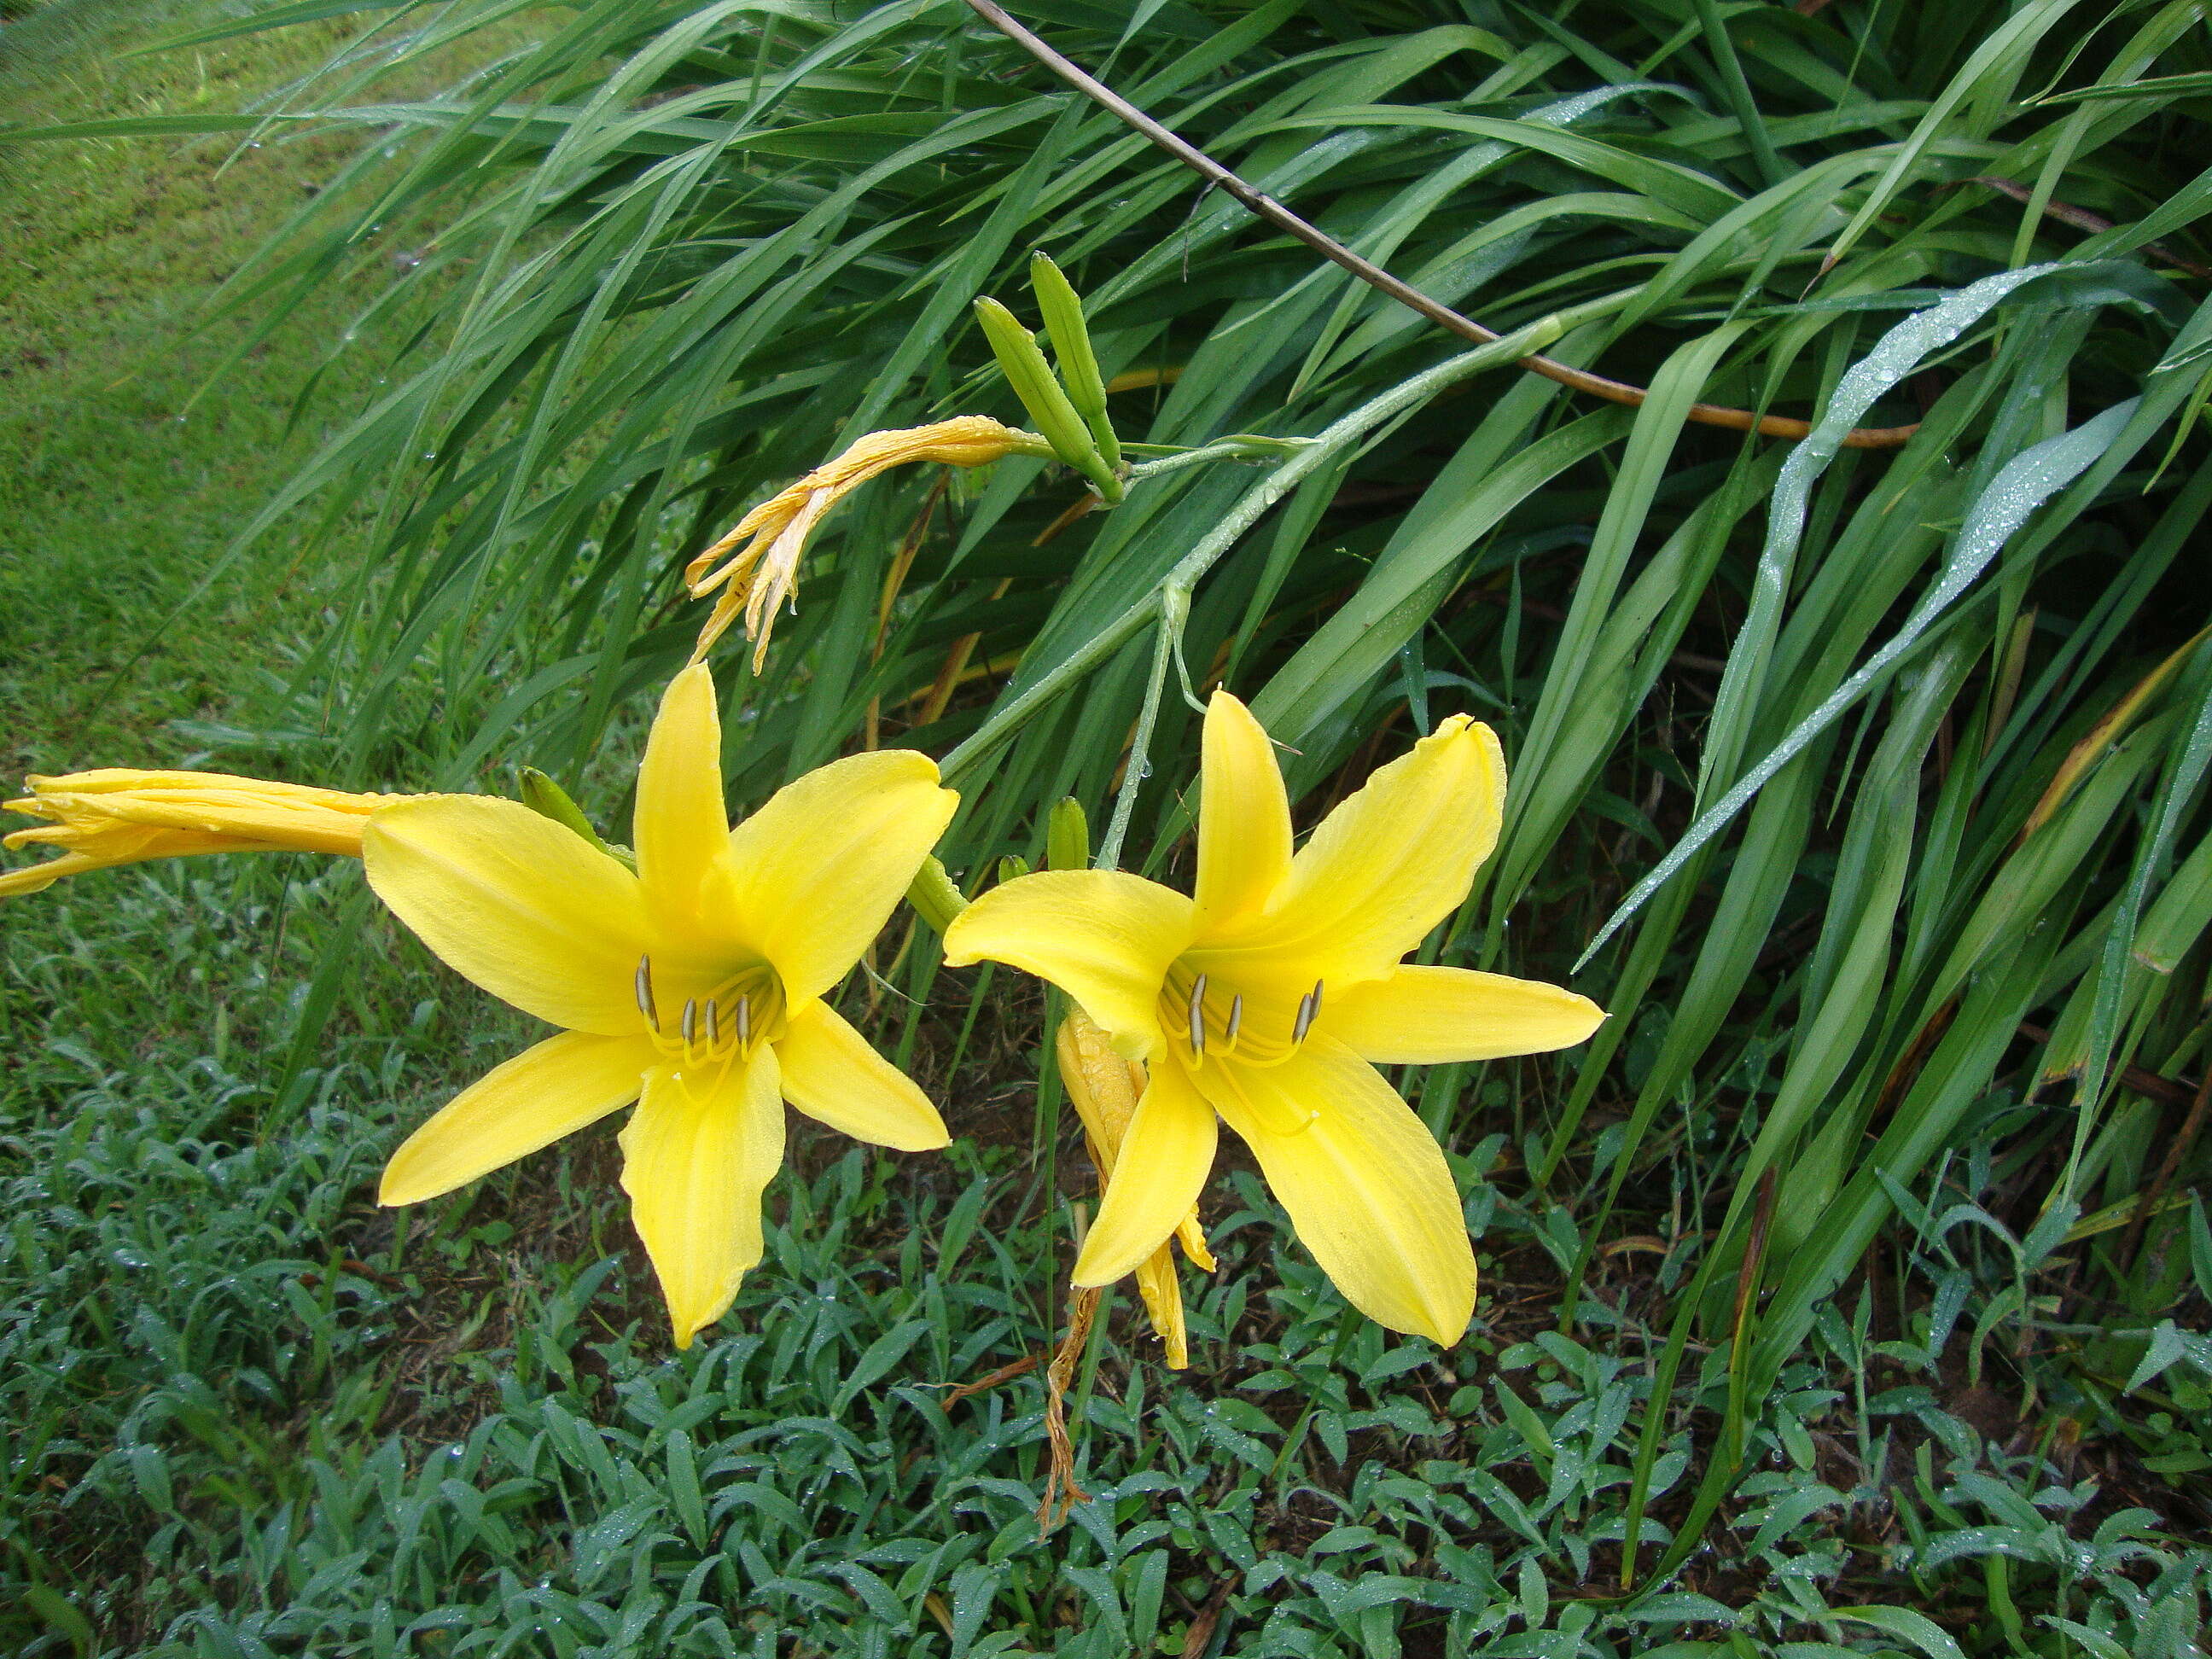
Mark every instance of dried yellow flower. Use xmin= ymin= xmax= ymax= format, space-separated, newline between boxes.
xmin=684 ymin=417 xmax=1046 ymax=672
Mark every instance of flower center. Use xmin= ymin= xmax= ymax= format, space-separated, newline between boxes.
xmin=1158 ymin=961 xmax=1323 ymax=1138
xmin=1159 ymin=961 xmax=1323 ymax=1071
xmin=633 ymin=952 xmax=783 ymax=1071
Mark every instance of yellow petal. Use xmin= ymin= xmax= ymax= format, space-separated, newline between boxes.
xmin=635 ymin=663 xmax=742 ymax=937
xmin=1057 ymin=1010 xmax=1214 ymax=1353
xmin=620 ymin=1049 xmax=785 ymax=1348
xmin=1201 ymin=1036 xmax=1475 ymax=1344
xmin=363 ymin=795 xmax=649 ymax=1035
xmin=1194 ymin=690 xmax=1293 ymax=925
xmin=725 ymin=750 xmax=958 ymax=1004
xmin=1324 ymin=965 xmax=1605 ymax=1063
xmin=1134 ymin=1244 xmax=1190 ymax=1369
xmin=1071 ymin=1058 xmax=1217 ymax=1287
xmin=1220 ymin=716 xmax=1505 ymax=987
xmin=775 ymin=999 xmax=949 ymax=1150
xmin=379 ymin=1031 xmax=654 ymax=1205
xmin=1176 ymin=1214 xmax=1217 ymax=1272
xmin=943 ymin=870 xmax=1193 ymax=1056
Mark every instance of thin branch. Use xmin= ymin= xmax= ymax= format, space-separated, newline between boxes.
xmin=1955 ymin=175 xmax=2212 ymax=278
xmin=963 ymin=0 xmax=1920 ymax=451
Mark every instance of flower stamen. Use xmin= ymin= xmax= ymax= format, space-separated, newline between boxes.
xmin=635 ymin=953 xmax=660 ymax=1031
xmin=1292 ymin=980 xmax=1324 ymax=1045
xmin=1186 ymin=974 xmax=1208 ymax=1058
xmin=1224 ymin=992 xmax=1243 ymax=1053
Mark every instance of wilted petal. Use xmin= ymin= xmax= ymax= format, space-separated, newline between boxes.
xmin=379 ymin=1031 xmax=655 ymax=1205
xmin=1324 ymin=965 xmax=1604 ymax=1063
xmin=1134 ymin=1246 xmax=1192 ymax=1369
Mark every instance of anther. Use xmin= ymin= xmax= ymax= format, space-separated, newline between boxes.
xmin=634 ymin=954 xmax=659 ymax=1029
xmin=1292 ymin=979 xmax=1324 ymax=1045
xmin=1187 ymin=973 xmax=1208 ymax=1056
xmin=705 ymin=998 xmax=721 ymax=1049
xmin=681 ymin=998 xmax=699 ymax=1049
xmin=736 ymin=994 xmax=751 ymax=1049
xmin=1225 ymin=992 xmax=1243 ymax=1049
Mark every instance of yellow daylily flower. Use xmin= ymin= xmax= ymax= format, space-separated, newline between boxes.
xmin=944 ymin=691 xmax=1605 ymax=1345
xmin=1056 ymin=1010 xmax=1217 ymax=1368
xmin=363 ymin=662 xmax=960 ymax=1348
xmin=1 ymin=770 xmax=414 ymax=898
xmin=684 ymin=416 xmax=1050 ymax=672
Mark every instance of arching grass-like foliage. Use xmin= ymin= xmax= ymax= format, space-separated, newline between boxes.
xmin=20 ymin=0 xmax=2212 ymax=1614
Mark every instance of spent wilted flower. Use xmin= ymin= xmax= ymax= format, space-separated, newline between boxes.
xmin=946 ymin=692 xmax=1605 ymax=1345
xmin=1057 ymin=1008 xmax=1215 ymax=1368
xmin=365 ymin=662 xmax=958 ymax=1347
xmin=0 ymin=771 xmax=415 ymax=898
xmin=684 ymin=416 xmax=1049 ymax=672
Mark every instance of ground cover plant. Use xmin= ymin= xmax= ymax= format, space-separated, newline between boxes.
xmin=6 ymin=0 xmax=2212 ymax=1653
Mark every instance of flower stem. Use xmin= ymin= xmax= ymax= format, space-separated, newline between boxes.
xmin=939 ymin=319 xmax=1564 ymax=783
xmin=1097 ymin=612 xmax=1176 ymax=870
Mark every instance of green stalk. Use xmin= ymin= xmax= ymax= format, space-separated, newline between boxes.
xmin=939 ymin=316 xmax=1564 ymax=783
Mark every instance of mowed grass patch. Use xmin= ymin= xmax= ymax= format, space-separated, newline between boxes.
xmin=0 ymin=0 xmax=472 ymax=770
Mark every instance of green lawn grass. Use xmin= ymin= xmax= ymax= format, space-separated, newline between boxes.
xmin=2 ymin=5 xmax=2209 ymax=1657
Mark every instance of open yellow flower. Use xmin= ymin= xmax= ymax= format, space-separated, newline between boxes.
xmin=364 ymin=662 xmax=959 ymax=1347
xmin=1 ymin=771 xmax=412 ymax=898
xmin=1057 ymin=1010 xmax=1216 ymax=1368
xmin=684 ymin=416 xmax=1049 ymax=672
xmin=944 ymin=692 xmax=1605 ymax=1345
